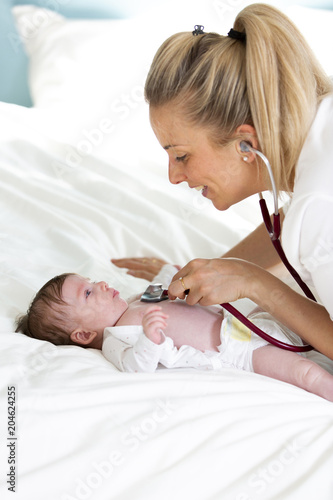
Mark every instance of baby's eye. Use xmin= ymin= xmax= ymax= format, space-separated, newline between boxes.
xmin=175 ymin=154 xmax=187 ymax=162
xmin=85 ymin=289 xmax=92 ymax=298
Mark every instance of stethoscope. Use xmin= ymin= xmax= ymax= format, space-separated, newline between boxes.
xmin=220 ymin=141 xmax=315 ymax=352
xmin=141 ymin=141 xmax=315 ymax=352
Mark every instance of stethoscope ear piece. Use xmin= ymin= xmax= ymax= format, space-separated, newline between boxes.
xmin=240 ymin=141 xmax=252 ymax=153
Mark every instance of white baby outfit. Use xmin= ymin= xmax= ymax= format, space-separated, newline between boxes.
xmin=102 ymin=309 xmax=302 ymax=373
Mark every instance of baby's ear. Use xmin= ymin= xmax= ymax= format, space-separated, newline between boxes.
xmin=70 ymin=329 xmax=97 ymax=346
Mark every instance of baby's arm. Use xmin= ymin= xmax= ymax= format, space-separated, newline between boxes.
xmin=253 ymin=345 xmax=333 ymax=402
xmin=103 ymin=307 xmax=168 ymax=373
xmin=142 ymin=306 xmax=168 ymax=345
xmin=103 ymin=307 xmax=167 ymax=373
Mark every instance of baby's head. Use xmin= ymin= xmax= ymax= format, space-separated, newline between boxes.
xmin=15 ymin=273 xmax=128 ymax=348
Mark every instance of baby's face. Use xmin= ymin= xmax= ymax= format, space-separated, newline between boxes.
xmin=61 ymin=275 xmax=128 ymax=335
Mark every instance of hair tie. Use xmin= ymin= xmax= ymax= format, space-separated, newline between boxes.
xmin=228 ymin=28 xmax=246 ymax=42
xmin=192 ymin=25 xmax=205 ymax=36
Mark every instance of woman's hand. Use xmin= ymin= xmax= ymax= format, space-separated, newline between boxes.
xmin=167 ymin=258 xmax=333 ymax=361
xmin=111 ymin=257 xmax=169 ymax=281
xmin=142 ymin=306 xmax=168 ymax=344
xmin=168 ymin=257 xmax=262 ymax=306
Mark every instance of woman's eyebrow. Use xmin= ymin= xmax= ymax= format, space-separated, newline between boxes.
xmin=164 ymin=144 xmax=188 ymax=150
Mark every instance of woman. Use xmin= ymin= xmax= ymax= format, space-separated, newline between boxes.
xmin=113 ymin=4 xmax=333 ymax=358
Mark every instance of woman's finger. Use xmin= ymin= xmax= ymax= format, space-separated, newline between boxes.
xmin=168 ymin=274 xmax=192 ymax=301
xmin=112 ymin=257 xmax=167 ymax=267
xmin=167 ymin=259 xmax=206 ymax=301
xmin=111 ymin=257 xmax=152 ymax=269
xmin=111 ymin=257 xmax=168 ymax=280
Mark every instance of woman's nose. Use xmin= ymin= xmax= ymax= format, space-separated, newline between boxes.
xmin=168 ymin=161 xmax=187 ymax=185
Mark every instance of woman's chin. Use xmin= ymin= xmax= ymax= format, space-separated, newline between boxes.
xmin=211 ymin=198 xmax=230 ymax=211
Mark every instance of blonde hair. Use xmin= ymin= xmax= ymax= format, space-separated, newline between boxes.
xmin=15 ymin=273 xmax=79 ymax=346
xmin=145 ymin=3 xmax=332 ymax=193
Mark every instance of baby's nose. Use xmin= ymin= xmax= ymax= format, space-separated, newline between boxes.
xmin=97 ymin=281 xmax=108 ymax=291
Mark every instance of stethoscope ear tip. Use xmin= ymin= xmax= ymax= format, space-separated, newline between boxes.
xmin=240 ymin=141 xmax=252 ymax=153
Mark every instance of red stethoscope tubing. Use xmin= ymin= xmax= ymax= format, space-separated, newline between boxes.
xmin=258 ymin=198 xmax=316 ymax=301
xmin=221 ymin=303 xmax=313 ymax=352
xmin=221 ymin=198 xmax=315 ymax=352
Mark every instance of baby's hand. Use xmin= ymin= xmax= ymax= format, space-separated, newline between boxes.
xmin=142 ymin=306 xmax=168 ymax=345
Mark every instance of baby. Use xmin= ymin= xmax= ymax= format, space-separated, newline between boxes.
xmin=16 ymin=270 xmax=333 ymax=402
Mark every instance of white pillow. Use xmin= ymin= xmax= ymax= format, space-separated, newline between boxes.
xmin=12 ymin=5 xmax=173 ymax=168
xmin=13 ymin=6 xmax=154 ymax=109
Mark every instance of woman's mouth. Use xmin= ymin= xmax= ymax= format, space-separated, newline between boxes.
xmin=194 ymin=185 xmax=208 ymax=197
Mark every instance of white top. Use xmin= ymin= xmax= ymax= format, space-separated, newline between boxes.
xmin=102 ymin=324 xmax=223 ymax=373
xmin=282 ymin=94 xmax=333 ymax=318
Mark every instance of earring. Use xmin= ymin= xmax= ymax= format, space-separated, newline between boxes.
xmin=243 ymin=156 xmax=248 ymax=162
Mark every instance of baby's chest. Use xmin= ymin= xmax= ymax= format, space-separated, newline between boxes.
xmin=116 ymin=300 xmax=221 ymax=329
xmin=116 ymin=301 xmax=154 ymax=326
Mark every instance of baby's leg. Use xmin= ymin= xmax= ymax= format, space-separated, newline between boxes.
xmin=252 ymin=345 xmax=333 ymax=402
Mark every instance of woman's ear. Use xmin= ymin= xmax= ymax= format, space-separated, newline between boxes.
xmin=234 ymin=124 xmax=258 ymax=162
xmin=70 ymin=329 xmax=97 ymax=346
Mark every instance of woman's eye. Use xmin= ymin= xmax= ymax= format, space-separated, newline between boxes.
xmin=175 ymin=154 xmax=187 ymax=162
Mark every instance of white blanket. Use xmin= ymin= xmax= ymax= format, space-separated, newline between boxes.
xmin=1 ymin=3 xmax=333 ymax=499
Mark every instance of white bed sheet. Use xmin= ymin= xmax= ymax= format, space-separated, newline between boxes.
xmin=1 ymin=3 xmax=333 ymax=499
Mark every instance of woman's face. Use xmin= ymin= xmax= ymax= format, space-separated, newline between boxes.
xmin=150 ymin=104 xmax=268 ymax=211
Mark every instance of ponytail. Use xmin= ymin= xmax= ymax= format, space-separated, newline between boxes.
xmin=233 ymin=3 xmax=332 ymax=191
xmin=145 ymin=3 xmax=332 ymax=193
